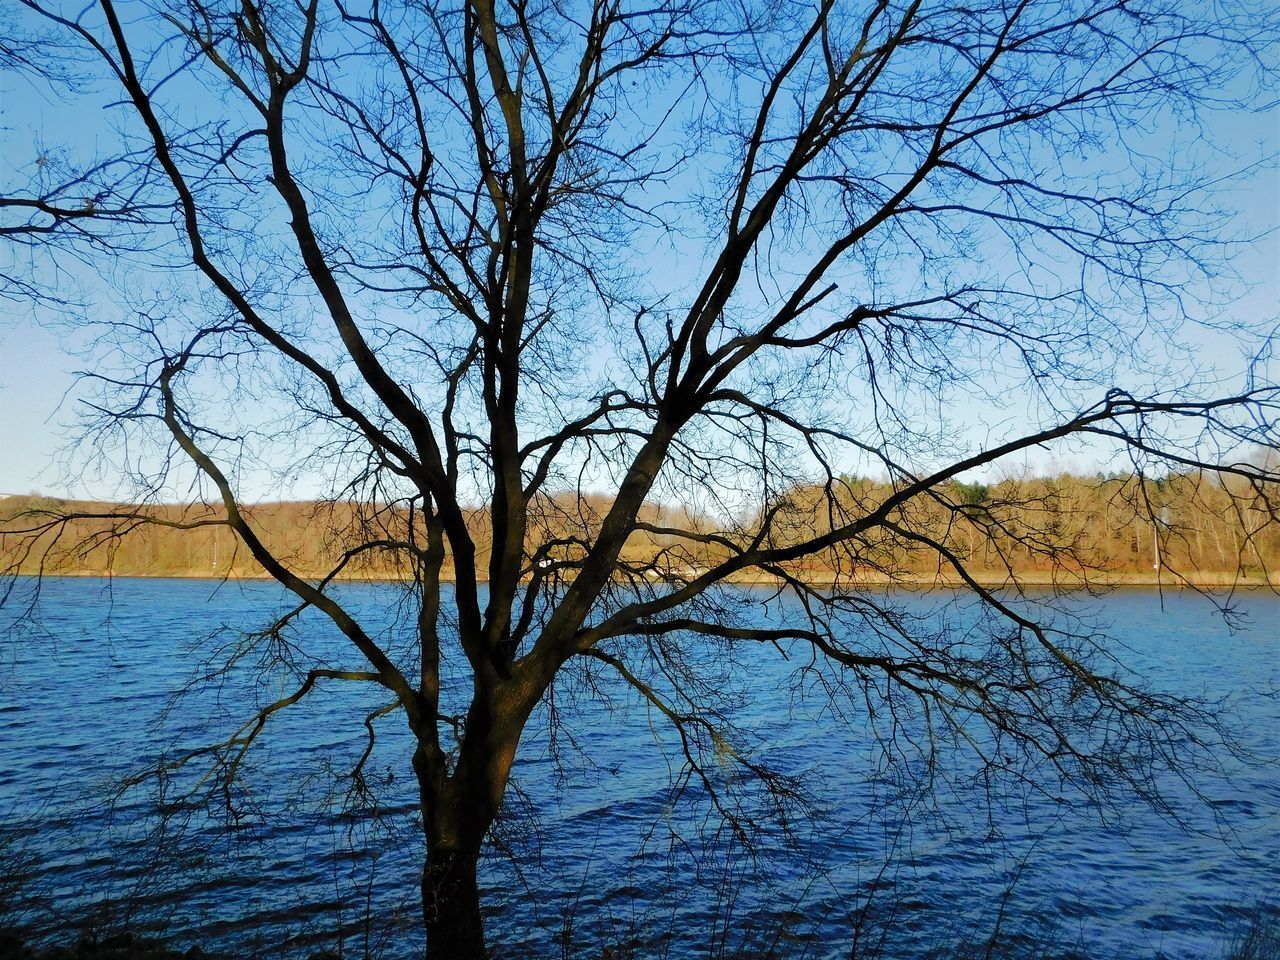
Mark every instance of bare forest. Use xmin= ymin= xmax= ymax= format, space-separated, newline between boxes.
xmin=5 ymin=469 xmax=1276 ymax=584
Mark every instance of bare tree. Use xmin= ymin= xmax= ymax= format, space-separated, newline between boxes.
xmin=2 ymin=0 xmax=1278 ymax=955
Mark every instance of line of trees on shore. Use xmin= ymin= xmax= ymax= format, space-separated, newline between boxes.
xmin=3 ymin=470 xmax=1275 ymax=585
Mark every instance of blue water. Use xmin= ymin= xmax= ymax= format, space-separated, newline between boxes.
xmin=0 ymin=578 xmax=1276 ymax=958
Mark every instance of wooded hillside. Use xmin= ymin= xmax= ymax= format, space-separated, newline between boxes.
xmin=2 ymin=471 xmax=1275 ymax=585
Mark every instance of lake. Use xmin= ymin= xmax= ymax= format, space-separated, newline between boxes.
xmin=0 ymin=578 xmax=1276 ymax=958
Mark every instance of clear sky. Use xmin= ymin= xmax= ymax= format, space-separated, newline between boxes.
xmin=1 ymin=3 xmax=1276 ymax=501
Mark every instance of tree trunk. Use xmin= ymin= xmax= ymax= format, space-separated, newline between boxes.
xmin=422 ymin=846 xmax=487 ymax=959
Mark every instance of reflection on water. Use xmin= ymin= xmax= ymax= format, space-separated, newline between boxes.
xmin=0 ymin=579 xmax=1276 ymax=958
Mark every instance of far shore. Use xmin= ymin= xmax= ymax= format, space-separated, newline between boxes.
xmin=12 ymin=568 xmax=1278 ymax=589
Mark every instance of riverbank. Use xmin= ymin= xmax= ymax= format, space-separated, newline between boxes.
xmin=5 ymin=485 xmax=1277 ymax=591
xmin=2 ymin=908 xmax=1275 ymax=960
xmin=0 ymin=931 xmax=216 ymax=960
xmin=10 ymin=568 xmax=1278 ymax=588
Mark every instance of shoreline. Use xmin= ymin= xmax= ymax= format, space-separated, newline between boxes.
xmin=10 ymin=569 xmax=1278 ymax=589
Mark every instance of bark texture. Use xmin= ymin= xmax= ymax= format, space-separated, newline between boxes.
xmin=423 ymin=847 xmax=487 ymax=960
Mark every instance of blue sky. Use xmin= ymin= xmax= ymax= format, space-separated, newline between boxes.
xmin=1 ymin=3 xmax=1276 ymax=501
